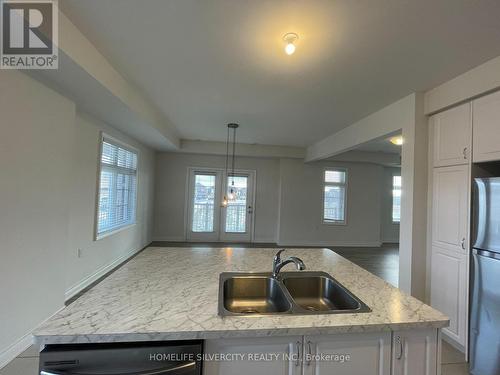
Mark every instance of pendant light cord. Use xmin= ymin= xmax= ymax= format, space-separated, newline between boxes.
xmin=225 ymin=126 xmax=230 ymax=184
xmin=231 ymin=126 xmax=236 ymax=185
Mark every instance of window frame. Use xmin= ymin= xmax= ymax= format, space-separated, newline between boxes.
xmin=322 ymin=167 xmax=348 ymax=225
xmin=392 ymin=174 xmax=402 ymax=224
xmin=94 ymin=133 xmax=139 ymax=240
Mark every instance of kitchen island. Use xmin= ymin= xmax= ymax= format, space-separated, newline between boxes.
xmin=34 ymin=247 xmax=448 ymax=375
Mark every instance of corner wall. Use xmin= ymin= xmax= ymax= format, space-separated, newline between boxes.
xmin=0 ymin=71 xmax=156 ymax=368
xmin=277 ymin=159 xmax=384 ymax=247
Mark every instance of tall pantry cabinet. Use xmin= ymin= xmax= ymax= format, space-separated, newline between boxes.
xmin=428 ymin=102 xmax=471 ymax=351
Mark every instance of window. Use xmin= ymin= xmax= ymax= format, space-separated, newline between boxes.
xmin=392 ymin=175 xmax=402 ymax=223
xmin=323 ymin=169 xmax=347 ymax=224
xmin=96 ymin=136 xmax=138 ymax=237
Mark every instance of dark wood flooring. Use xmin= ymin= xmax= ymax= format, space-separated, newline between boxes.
xmin=151 ymin=241 xmax=399 ymax=287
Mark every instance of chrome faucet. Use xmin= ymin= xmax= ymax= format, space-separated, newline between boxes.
xmin=272 ymin=249 xmax=306 ymax=279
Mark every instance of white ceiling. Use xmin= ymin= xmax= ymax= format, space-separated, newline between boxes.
xmin=355 ymin=136 xmax=402 ymax=155
xmin=60 ymin=0 xmax=500 ymax=147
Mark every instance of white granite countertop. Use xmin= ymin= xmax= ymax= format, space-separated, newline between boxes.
xmin=34 ymin=247 xmax=448 ymax=345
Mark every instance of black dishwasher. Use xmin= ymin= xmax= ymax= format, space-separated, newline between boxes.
xmin=39 ymin=341 xmax=203 ymax=375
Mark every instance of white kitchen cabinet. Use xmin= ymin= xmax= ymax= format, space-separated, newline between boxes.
xmin=431 ymin=102 xmax=471 ymax=167
xmin=473 ymin=90 xmax=500 ymax=163
xmin=203 ymin=336 xmax=302 ymax=375
xmin=429 ymin=164 xmax=469 ymax=348
xmin=431 ymin=165 xmax=469 ymax=253
xmin=205 ymin=331 xmax=439 ymax=375
xmin=302 ymin=332 xmax=391 ymax=375
xmin=392 ymin=329 xmax=439 ymax=375
xmin=430 ymin=245 xmax=468 ymax=346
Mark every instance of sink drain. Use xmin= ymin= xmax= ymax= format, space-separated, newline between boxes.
xmin=304 ymin=305 xmax=320 ymax=312
xmin=240 ymin=308 xmax=260 ymax=314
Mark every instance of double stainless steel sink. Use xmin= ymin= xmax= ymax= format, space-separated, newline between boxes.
xmin=219 ymin=271 xmax=370 ymax=316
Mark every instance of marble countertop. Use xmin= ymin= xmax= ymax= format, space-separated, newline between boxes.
xmin=34 ymin=247 xmax=448 ymax=345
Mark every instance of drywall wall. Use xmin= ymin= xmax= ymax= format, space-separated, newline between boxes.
xmin=381 ymin=167 xmax=401 ymax=243
xmin=154 ymin=153 xmax=281 ymax=243
xmin=0 ymin=70 xmax=74 ymax=365
xmin=304 ymin=93 xmax=428 ymax=299
xmin=0 ymin=71 xmax=156 ymax=368
xmin=65 ymin=113 xmax=155 ymax=299
xmin=154 ymin=153 xmax=393 ymax=247
xmin=277 ymin=159 xmax=383 ymax=246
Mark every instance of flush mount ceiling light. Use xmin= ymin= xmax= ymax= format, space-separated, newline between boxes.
xmin=390 ymin=135 xmax=404 ymax=146
xmin=283 ymin=32 xmax=299 ymax=55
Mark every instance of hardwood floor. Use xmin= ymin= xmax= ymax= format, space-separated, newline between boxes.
xmin=333 ymin=244 xmax=399 ymax=287
xmin=151 ymin=242 xmax=400 ymax=286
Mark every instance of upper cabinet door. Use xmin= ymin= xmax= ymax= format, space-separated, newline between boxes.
xmin=473 ymin=90 xmax=500 ymax=163
xmin=431 ymin=103 xmax=471 ymax=167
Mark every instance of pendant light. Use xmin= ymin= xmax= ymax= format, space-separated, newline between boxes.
xmin=222 ymin=123 xmax=239 ymax=207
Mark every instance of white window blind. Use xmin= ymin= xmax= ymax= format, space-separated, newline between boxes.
xmin=392 ymin=175 xmax=401 ymax=223
xmin=323 ymin=169 xmax=347 ymax=223
xmin=96 ymin=137 xmax=138 ymax=237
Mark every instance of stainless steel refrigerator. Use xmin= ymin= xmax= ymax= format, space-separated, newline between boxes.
xmin=470 ymin=177 xmax=500 ymax=375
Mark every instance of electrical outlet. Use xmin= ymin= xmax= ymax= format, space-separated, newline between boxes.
xmin=77 ymin=248 xmax=83 ymax=258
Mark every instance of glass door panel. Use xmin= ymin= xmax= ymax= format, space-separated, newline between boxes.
xmin=221 ymin=172 xmax=255 ymax=242
xmin=225 ymin=176 xmax=248 ymax=233
xmin=187 ymin=170 xmax=221 ymax=241
xmin=192 ymin=174 xmax=216 ymax=232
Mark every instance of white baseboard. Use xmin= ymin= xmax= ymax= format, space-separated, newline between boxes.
xmin=151 ymin=236 xmax=186 ymax=242
xmin=65 ymin=245 xmax=145 ymax=301
xmin=381 ymin=239 xmax=400 ymax=244
xmin=0 ymin=306 xmax=64 ymax=370
xmin=277 ymin=240 xmax=383 ymax=248
xmin=442 ymin=332 xmax=466 ymax=355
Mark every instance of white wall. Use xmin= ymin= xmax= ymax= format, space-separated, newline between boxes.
xmin=154 ymin=153 xmax=280 ymax=243
xmin=381 ymin=167 xmax=401 ymax=243
xmin=0 ymin=71 xmax=155 ymax=367
xmin=154 ymin=153 xmax=392 ymax=247
xmin=65 ymin=113 xmax=155 ymax=299
xmin=0 ymin=70 xmax=73 ymax=365
xmin=278 ymin=159 xmax=383 ymax=247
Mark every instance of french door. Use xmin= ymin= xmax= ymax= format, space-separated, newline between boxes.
xmin=186 ymin=168 xmax=255 ymax=242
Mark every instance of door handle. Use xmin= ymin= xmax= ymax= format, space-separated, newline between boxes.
xmin=461 ymin=237 xmax=466 ymax=250
xmin=395 ymin=335 xmax=403 ymax=360
xmin=463 ymin=147 xmax=468 ymax=160
xmin=40 ymin=361 xmax=196 ymax=375
xmin=247 ymin=205 xmax=253 ymax=214
xmin=295 ymin=341 xmax=301 ymax=367
xmin=306 ymin=340 xmax=313 ymax=366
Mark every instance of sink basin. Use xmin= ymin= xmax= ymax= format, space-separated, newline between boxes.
xmin=222 ymin=275 xmax=291 ymax=314
xmin=219 ymin=271 xmax=370 ymax=316
xmin=282 ymin=274 xmax=361 ymax=312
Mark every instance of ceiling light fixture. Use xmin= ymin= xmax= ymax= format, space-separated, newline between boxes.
xmin=222 ymin=123 xmax=239 ymax=207
xmin=390 ymin=136 xmax=404 ymax=146
xmin=283 ymin=32 xmax=299 ymax=55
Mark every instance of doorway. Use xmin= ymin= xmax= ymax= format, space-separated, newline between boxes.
xmin=186 ymin=168 xmax=255 ymax=242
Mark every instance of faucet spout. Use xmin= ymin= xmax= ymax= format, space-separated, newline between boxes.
xmin=272 ymin=251 xmax=306 ymax=279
